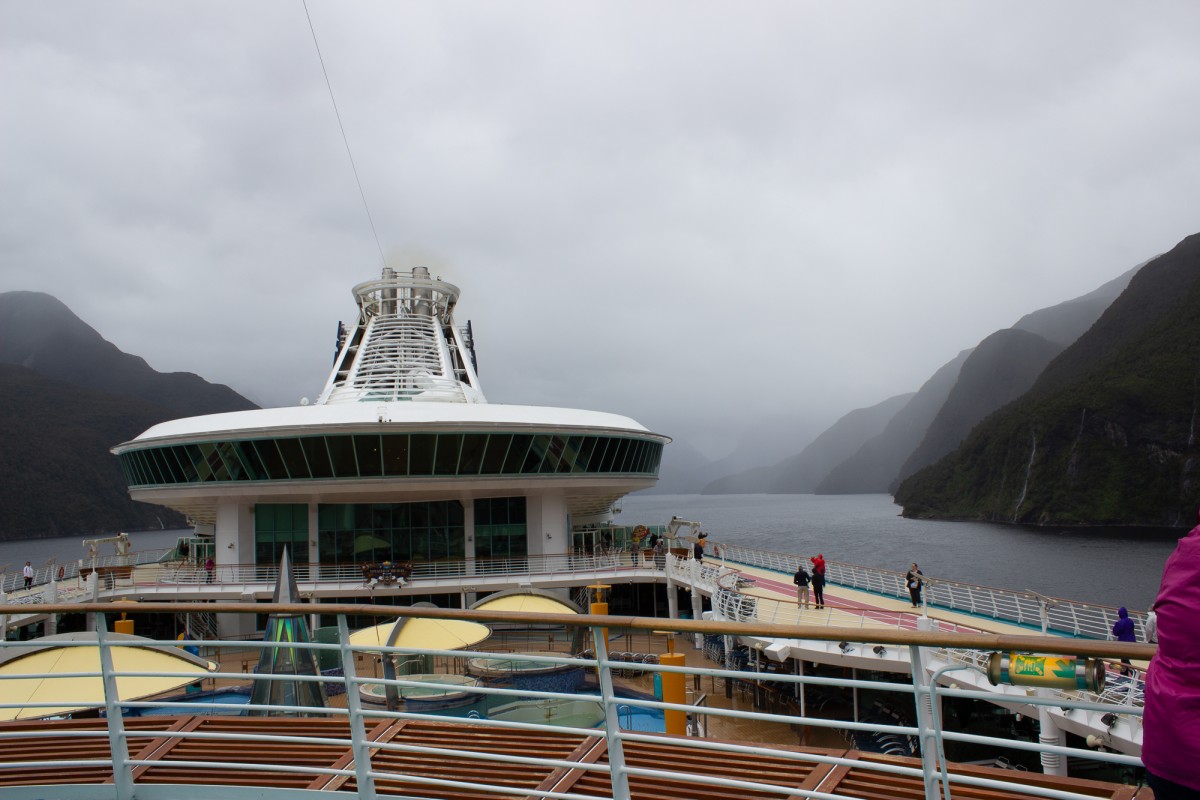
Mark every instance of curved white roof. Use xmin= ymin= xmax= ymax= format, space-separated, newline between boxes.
xmin=116 ymin=402 xmax=668 ymax=451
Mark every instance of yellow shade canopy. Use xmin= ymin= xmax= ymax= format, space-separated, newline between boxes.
xmin=472 ymin=594 xmax=580 ymax=615
xmin=0 ymin=635 xmax=217 ymax=721
xmin=348 ymin=617 xmax=491 ymax=652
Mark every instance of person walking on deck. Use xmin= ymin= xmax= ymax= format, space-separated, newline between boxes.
xmin=22 ymin=561 xmax=34 ymax=590
xmin=810 ymin=561 xmax=826 ymax=610
xmin=793 ymin=564 xmax=811 ymax=609
xmin=905 ymin=563 xmax=924 ymax=608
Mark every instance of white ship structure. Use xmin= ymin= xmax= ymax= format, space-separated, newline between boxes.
xmin=110 ymin=267 xmax=668 ymax=636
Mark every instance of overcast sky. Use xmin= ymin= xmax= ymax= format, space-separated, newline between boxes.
xmin=3 ymin=2 xmax=1199 ymax=463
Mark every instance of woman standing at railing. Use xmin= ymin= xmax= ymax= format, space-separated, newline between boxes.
xmin=905 ymin=563 xmax=924 ymax=608
xmin=811 ymin=557 xmax=826 ymax=610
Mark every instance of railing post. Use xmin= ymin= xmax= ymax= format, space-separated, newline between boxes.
xmin=592 ymin=624 xmax=632 ymax=800
xmin=909 ymin=642 xmax=944 ymax=800
xmin=337 ymin=615 xmax=377 ymax=800
xmin=96 ymin=612 xmax=135 ymax=800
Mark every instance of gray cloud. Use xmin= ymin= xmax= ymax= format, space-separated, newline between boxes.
xmin=3 ymin=1 xmax=1199 ymax=462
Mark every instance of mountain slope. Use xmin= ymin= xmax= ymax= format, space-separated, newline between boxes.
xmin=816 ymin=350 xmax=971 ymax=494
xmin=0 ymin=365 xmax=187 ymax=539
xmin=0 ymin=291 xmax=260 ymax=540
xmin=704 ymin=393 xmax=914 ymax=494
xmin=895 ymin=233 xmax=1200 ymax=526
xmin=0 ymin=291 xmax=255 ymax=416
xmin=895 ymin=329 xmax=1063 ymax=482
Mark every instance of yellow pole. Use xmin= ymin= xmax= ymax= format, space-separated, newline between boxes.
xmin=660 ymin=652 xmax=687 ymax=735
xmin=590 ymin=600 xmax=609 ymax=651
xmin=588 ymin=585 xmax=611 ymax=652
xmin=114 ymin=612 xmax=135 ymax=635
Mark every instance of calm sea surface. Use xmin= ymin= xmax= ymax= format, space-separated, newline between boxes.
xmin=618 ymin=493 xmax=1182 ymax=611
xmin=1 ymin=495 xmax=1182 ymax=610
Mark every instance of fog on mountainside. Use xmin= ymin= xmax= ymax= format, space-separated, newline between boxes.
xmin=816 ymin=350 xmax=971 ymax=495
xmin=0 ymin=291 xmax=256 ymax=417
xmin=702 ymin=393 xmax=913 ymax=495
xmin=0 ymin=291 xmax=258 ymax=541
xmin=896 ymin=233 xmax=1200 ymax=526
xmin=703 ymin=246 xmax=1146 ymax=504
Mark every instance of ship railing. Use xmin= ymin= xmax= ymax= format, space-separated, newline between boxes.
xmin=0 ymin=548 xmax=173 ymax=596
xmin=716 ymin=544 xmax=1146 ymax=643
xmin=128 ymin=551 xmax=652 ymax=589
xmin=56 ymin=543 xmax=1144 ymax=644
xmin=0 ymin=602 xmax=1153 ymax=800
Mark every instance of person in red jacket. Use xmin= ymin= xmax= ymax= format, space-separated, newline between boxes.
xmin=1142 ymin=508 xmax=1200 ymax=798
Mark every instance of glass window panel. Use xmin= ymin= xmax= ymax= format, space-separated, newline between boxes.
xmin=300 ymin=437 xmax=333 ymax=479
xmin=541 ymin=435 xmax=566 ymax=473
xmin=573 ymin=437 xmax=597 ymax=472
xmin=627 ymin=440 xmax=644 ymax=474
xmin=457 ymin=434 xmax=486 ymax=475
xmin=382 ymin=434 xmax=409 ymax=476
xmin=632 ymin=440 xmax=648 ymax=473
xmin=230 ymin=442 xmax=261 ymax=480
xmin=502 ymin=435 xmax=532 ymax=474
xmin=127 ymin=453 xmax=146 ymax=485
xmin=147 ymin=449 xmax=172 ymax=484
xmin=276 ymin=438 xmax=310 ymax=479
xmin=522 ymin=435 xmax=550 ymax=473
xmin=479 ymin=434 xmax=510 ymax=475
xmin=217 ymin=442 xmax=250 ymax=480
xmin=612 ymin=439 xmax=634 ymax=473
xmin=434 ymin=434 xmax=463 ymax=475
xmin=561 ymin=436 xmax=583 ymax=473
xmin=156 ymin=448 xmax=184 ymax=483
xmin=409 ymin=434 xmax=436 ymax=475
xmin=354 ymin=435 xmax=382 ymax=477
xmin=594 ymin=438 xmax=616 ymax=472
xmin=177 ymin=444 xmax=203 ymax=481
xmin=196 ymin=443 xmax=228 ymax=481
xmin=325 ymin=436 xmax=359 ymax=478
xmin=165 ymin=446 xmax=194 ymax=482
xmin=251 ymin=440 xmax=286 ymax=480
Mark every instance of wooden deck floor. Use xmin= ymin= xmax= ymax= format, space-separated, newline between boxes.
xmin=0 ymin=716 xmax=1150 ymax=799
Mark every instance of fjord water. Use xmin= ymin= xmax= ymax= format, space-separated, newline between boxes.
xmin=620 ymin=493 xmax=1180 ymax=611
xmin=2 ymin=495 xmax=1179 ymax=611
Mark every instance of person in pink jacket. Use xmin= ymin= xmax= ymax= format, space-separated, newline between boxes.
xmin=1142 ymin=509 xmax=1200 ymax=798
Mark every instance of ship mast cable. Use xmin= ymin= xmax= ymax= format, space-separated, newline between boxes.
xmin=302 ymin=0 xmax=387 ymax=267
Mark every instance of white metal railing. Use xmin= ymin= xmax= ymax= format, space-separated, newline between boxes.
xmin=0 ymin=603 xmax=1151 ymax=800
xmin=8 ymin=543 xmax=1146 ymax=648
xmin=716 ymin=544 xmax=1148 ymax=642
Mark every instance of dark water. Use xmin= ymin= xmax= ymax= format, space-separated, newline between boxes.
xmin=1 ymin=496 xmax=1182 ymax=610
xmin=617 ymin=493 xmax=1182 ymax=611
xmin=0 ymin=529 xmax=185 ymax=584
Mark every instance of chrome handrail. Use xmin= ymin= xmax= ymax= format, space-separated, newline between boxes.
xmin=0 ymin=602 xmax=1152 ymax=800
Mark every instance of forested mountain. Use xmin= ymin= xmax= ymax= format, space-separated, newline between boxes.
xmin=0 ymin=365 xmax=188 ymax=538
xmin=702 ymin=393 xmax=913 ymax=494
xmin=0 ymin=291 xmax=257 ymax=541
xmin=894 ymin=329 xmax=1063 ymax=484
xmin=895 ymin=233 xmax=1200 ymax=526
